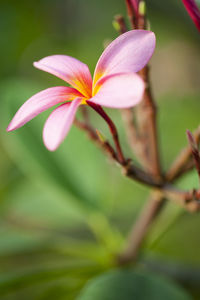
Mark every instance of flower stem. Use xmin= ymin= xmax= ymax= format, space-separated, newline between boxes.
xmin=87 ymin=101 xmax=126 ymax=165
xmin=125 ymin=0 xmax=138 ymax=28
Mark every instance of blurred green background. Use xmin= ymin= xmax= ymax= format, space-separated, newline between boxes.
xmin=1 ymin=0 xmax=200 ymax=299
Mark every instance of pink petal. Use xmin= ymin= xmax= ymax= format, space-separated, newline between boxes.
xmin=7 ymin=87 xmax=82 ymax=131
xmin=93 ymin=30 xmax=155 ymax=87
xmin=89 ymin=72 xmax=144 ymax=109
xmin=182 ymin=0 xmax=200 ymax=31
xmin=34 ymin=55 xmax=93 ymax=97
xmin=43 ymin=98 xmax=81 ymax=151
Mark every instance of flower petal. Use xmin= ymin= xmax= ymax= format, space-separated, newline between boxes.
xmin=182 ymin=0 xmax=200 ymax=31
xmin=89 ymin=72 xmax=144 ymax=109
xmin=34 ymin=55 xmax=93 ymax=98
xmin=93 ymin=30 xmax=155 ymax=88
xmin=7 ymin=87 xmax=82 ymax=131
xmin=43 ymin=98 xmax=81 ymax=151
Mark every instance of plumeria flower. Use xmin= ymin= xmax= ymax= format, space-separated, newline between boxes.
xmin=182 ymin=0 xmax=200 ymax=31
xmin=7 ymin=30 xmax=155 ymax=151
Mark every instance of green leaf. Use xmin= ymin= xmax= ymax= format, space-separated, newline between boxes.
xmin=0 ymin=262 xmax=104 ymax=297
xmin=77 ymin=270 xmax=192 ymax=300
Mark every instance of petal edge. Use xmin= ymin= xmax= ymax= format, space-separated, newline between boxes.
xmin=7 ymin=86 xmax=82 ymax=132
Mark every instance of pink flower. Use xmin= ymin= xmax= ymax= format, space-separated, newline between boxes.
xmin=182 ymin=0 xmax=200 ymax=31
xmin=7 ymin=30 xmax=155 ymax=151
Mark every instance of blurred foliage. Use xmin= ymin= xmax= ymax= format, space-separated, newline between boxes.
xmin=77 ymin=270 xmax=191 ymax=300
xmin=1 ymin=0 xmax=200 ymax=299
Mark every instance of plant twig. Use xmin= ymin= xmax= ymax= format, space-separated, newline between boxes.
xmin=186 ymin=130 xmax=200 ymax=180
xmin=118 ymin=184 xmax=200 ymax=265
xmin=87 ymin=101 xmax=126 ymax=165
xmin=121 ymin=108 xmax=150 ymax=168
xmin=118 ymin=191 xmax=165 ymax=265
xmin=137 ymin=65 xmax=161 ymax=177
xmin=74 ymin=118 xmax=117 ymax=161
xmin=166 ymin=126 xmax=200 ymax=182
xmin=162 ymin=185 xmax=200 ymax=212
xmin=74 ymin=0 xmax=200 ymax=268
xmin=74 ymin=117 xmax=163 ymax=188
xmin=125 ymin=0 xmax=138 ymax=28
xmin=122 ymin=161 xmax=163 ymax=187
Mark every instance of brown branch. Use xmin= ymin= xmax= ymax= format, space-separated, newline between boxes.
xmin=137 ymin=65 xmax=161 ymax=177
xmin=76 ymin=0 xmax=200 ymax=267
xmin=118 ymin=184 xmax=200 ymax=265
xmin=75 ymin=108 xmax=200 ymax=267
xmin=162 ymin=185 xmax=200 ymax=212
xmin=121 ymin=108 xmax=150 ymax=169
xmin=118 ymin=191 xmax=165 ymax=265
xmin=166 ymin=126 xmax=200 ymax=182
xmin=115 ymin=0 xmax=200 ymax=268
xmin=74 ymin=119 xmax=98 ymax=141
xmin=137 ymin=2 xmax=161 ymax=177
xmin=75 ymin=117 xmax=163 ymax=188
xmin=117 ymin=0 xmax=200 ymax=267
xmin=122 ymin=161 xmax=163 ymax=187
xmin=74 ymin=119 xmax=117 ymax=161
xmin=186 ymin=130 xmax=200 ymax=180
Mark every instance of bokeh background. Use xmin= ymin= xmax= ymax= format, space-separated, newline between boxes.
xmin=1 ymin=0 xmax=200 ymax=299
